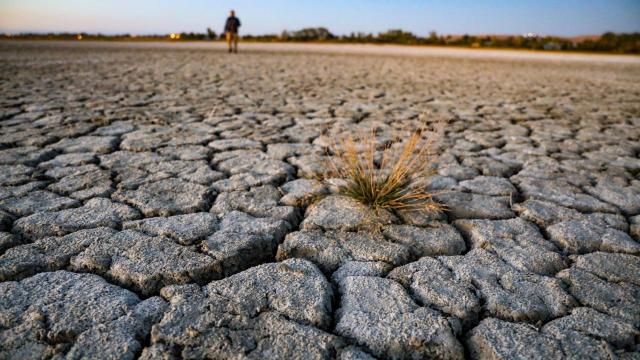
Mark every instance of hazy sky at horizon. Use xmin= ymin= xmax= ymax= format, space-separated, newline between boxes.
xmin=1 ymin=0 xmax=639 ymax=37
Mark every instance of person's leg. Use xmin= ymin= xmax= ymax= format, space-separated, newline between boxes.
xmin=226 ymin=32 xmax=232 ymax=52
xmin=233 ymin=33 xmax=238 ymax=53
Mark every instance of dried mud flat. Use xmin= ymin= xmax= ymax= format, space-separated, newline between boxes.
xmin=0 ymin=41 xmax=639 ymax=359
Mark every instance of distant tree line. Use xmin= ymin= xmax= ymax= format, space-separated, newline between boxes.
xmin=3 ymin=29 xmax=639 ymax=54
xmin=0 ymin=32 xmax=212 ymax=41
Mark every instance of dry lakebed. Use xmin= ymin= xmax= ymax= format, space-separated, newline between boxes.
xmin=0 ymin=40 xmax=639 ymax=359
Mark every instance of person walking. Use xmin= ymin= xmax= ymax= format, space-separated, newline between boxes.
xmin=224 ymin=10 xmax=241 ymax=53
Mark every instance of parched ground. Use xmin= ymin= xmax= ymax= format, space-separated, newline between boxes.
xmin=1 ymin=41 xmax=639 ymax=359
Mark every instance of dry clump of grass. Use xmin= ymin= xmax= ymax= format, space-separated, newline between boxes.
xmin=89 ymin=117 xmax=112 ymax=127
xmin=328 ymin=123 xmax=444 ymax=215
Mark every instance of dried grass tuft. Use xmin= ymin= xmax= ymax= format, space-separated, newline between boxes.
xmin=327 ymin=122 xmax=445 ymax=215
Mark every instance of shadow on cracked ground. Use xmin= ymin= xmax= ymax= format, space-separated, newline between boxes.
xmin=1 ymin=41 xmax=639 ymax=359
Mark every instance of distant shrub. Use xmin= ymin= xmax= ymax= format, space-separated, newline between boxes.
xmin=281 ymin=27 xmax=335 ymax=41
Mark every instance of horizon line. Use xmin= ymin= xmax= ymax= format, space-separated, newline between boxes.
xmin=2 ymin=29 xmax=628 ymax=39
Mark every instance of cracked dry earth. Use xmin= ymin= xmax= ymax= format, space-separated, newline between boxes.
xmin=1 ymin=41 xmax=639 ymax=360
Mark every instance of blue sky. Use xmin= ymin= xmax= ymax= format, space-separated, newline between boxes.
xmin=1 ymin=0 xmax=639 ymax=36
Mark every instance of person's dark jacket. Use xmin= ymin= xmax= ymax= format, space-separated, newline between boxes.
xmin=224 ymin=16 xmax=241 ymax=34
